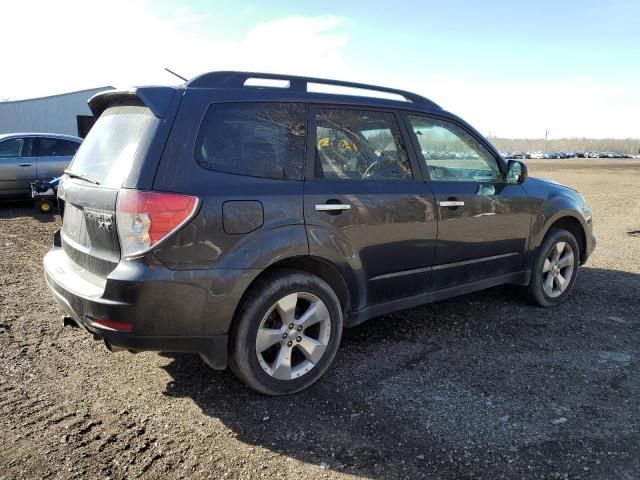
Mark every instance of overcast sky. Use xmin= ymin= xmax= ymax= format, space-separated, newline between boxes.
xmin=1 ymin=0 xmax=638 ymax=138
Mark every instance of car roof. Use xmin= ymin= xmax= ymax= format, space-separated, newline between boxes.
xmin=0 ymin=133 xmax=82 ymax=142
xmin=91 ymin=71 xmax=447 ymax=119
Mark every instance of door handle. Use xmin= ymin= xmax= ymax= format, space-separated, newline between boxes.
xmin=315 ymin=203 xmax=351 ymax=212
xmin=438 ymin=200 xmax=465 ymax=207
xmin=19 ymin=163 xmax=33 ymax=167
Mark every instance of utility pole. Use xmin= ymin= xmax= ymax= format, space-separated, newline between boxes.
xmin=544 ymin=129 xmax=549 ymax=153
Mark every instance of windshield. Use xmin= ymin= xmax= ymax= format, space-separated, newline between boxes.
xmin=67 ymin=105 xmax=157 ymax=188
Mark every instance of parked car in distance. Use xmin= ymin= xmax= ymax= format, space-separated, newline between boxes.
xmin=0 ymin=133 xmax=82 ymax=197
xmin=43 ymin=71 xmax=596 ymax=395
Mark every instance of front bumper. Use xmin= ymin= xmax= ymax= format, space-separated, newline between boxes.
xmin=581 ymin=232 xmax=596 ymax=265
xmin=588 ymin=233 xmax=596 ymax=258
xmin=43 ymin=242 xmax=257 ymax=369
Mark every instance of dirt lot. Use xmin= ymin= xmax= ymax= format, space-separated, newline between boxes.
xmin=1 ymin=159 xmax=638 ymax=479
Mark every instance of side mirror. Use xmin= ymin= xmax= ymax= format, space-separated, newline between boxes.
xmin=506 ymin=160 xmax=528 ymax=184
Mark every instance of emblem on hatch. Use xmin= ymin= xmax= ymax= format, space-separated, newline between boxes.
xmin=97 ymin=218 xmax=112 ymax=231
xmin=85 ymin=209 xmax=113 ymax=231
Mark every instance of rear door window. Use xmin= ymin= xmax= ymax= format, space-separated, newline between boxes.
xmin=195 ymin=102 xmax=306 ymax=180
xmin=36 ymin=138 xmax=79 ymax=157
xmin=67 ymin=105 xmax=157 ymax=188
xmin=21 ymin=138 xmax=34 ymax=157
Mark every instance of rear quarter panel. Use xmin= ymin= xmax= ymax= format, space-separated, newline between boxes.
xmin=151 ymin=89 xmax=308 ymax=271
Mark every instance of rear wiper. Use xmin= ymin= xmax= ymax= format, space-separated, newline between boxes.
xmin=64 ymin=169 xmax=100 ymax=185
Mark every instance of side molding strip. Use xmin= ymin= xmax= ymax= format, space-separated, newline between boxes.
xmin=369 ymin=251 xmax=520 ymax=281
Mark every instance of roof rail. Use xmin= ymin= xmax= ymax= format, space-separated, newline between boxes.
xmin=186 ymin=71 xmax=440 ymax=109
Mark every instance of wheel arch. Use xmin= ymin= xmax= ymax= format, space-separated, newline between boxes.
xmin=536 ymin=213 xmax=587 ymax=264
xmin=229 ymin=256 xmax=354 ymax=335
xmin=529 ymin=193 xmax=588 ymax=262
xmin=546 ymin=216 xmax=586 ymax=261
xmin=270 ymin=256 xmax=352 ymax=314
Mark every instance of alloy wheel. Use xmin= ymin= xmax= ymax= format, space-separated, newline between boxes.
xmin=255 ymin=292 xmax=331 ymax=380
xmin=542 ymin=241 xmax=575 ymax=297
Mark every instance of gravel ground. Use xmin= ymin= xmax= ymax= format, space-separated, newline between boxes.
xmin=1 ymin=159 xmax=639 ymax=479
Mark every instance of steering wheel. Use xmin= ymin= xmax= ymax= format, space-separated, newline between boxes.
xmin=362 ymin=160 xmax=380 ymax=179
xmin=362 ymin=150 xmax=408 ymax=180
xmin=361 ymin=151 xmax=393 ymax=179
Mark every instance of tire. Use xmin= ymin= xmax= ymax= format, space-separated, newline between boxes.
xmin=229 ymin=269 xmax=343 ymax=395
xmin=37 ymin=199 xmax=54 ymax=214
xmin=527 ymin=228 xmax=580 ymax=307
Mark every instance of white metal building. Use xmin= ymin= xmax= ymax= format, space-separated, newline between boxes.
xmin=0 ymin=87 xmax=113 ymax=138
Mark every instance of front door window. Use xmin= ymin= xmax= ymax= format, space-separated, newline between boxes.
xmin=315 ymin=109 xmax=412 ymax=181
xmin=0 ymin=138 xmax=23 ymax=158
xmin=408 ymin=116 xmax=501 ymax=183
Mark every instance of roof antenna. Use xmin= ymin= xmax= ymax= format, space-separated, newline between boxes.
xmin=164 ymin=67 xmax=188 ymax=82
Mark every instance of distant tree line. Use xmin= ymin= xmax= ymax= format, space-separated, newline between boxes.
xmin=487 ymin=137 xmax=640 ymax=154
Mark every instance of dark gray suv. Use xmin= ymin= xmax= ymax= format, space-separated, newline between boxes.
xmin=43 ymin=72 xmax=596 ymax=395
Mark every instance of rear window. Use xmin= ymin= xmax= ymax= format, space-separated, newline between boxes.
xmin=195 ymin=102 xmax=306 ymax=180
xmin=67 ymin=105 xmax=156 ymax=188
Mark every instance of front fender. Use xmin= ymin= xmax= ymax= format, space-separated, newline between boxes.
xmin=529 ymin=195 xmax=589 ymax=252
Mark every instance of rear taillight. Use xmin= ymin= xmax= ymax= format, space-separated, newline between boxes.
xmin=116 ymin=190 xmax=199 ymax=258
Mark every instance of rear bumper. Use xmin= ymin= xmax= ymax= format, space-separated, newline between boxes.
xmin=45 ymin=277 xmax=227 ymax=367
xmin=43 ymin=240 xmax=258 ymax=369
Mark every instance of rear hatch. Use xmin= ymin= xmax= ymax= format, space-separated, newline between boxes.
xmin=59 ymin=90 xmax=175 ymax=278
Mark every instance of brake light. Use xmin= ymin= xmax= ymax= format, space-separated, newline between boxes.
xmin=116 ymin=190 xmax=199 ymax=258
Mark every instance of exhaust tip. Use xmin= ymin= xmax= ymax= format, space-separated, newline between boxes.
xmin=103 ymin=340 xmax=126 ymax=353
xmin=61 ymin=316 xmax=80 ymax=329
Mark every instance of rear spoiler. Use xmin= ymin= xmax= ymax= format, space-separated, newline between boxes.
xmin=88 ymin=86 xmax=179 ymax=118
